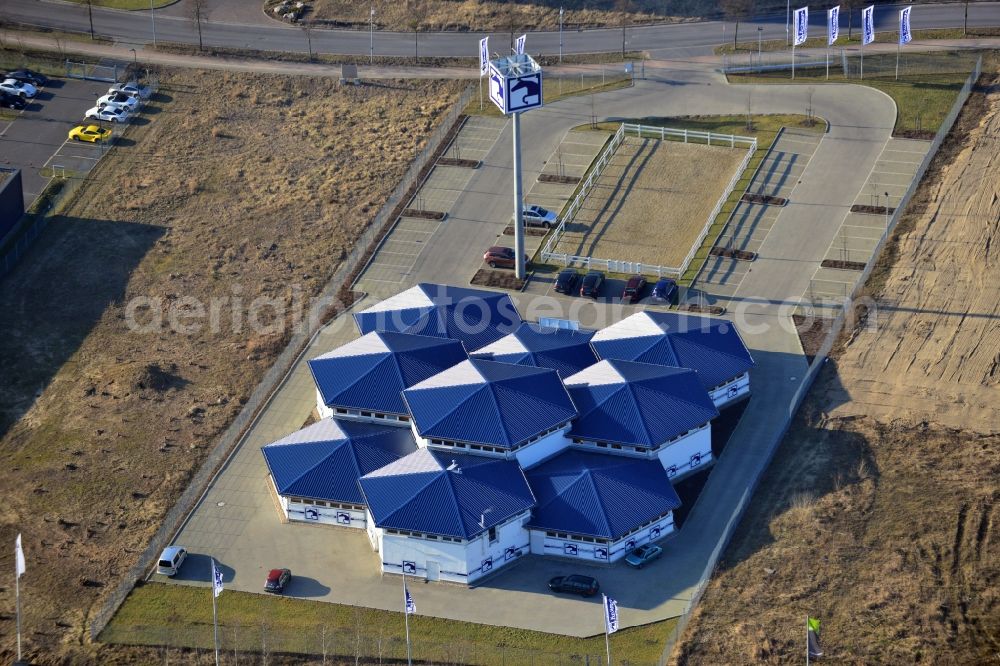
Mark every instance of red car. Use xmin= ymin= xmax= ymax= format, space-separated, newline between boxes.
xmin=622 ymin=275 xmax=647 ymax=303
xmin=265 ymin=568 xmax=291 ymax=593
xmin=484 ymin=246 xmax=516 ymax=269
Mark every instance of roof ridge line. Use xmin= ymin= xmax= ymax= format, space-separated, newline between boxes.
xmin=581 ymin=469 xmax=614 ymax=536
xmin=281 ymin=438 xmax=351 ymax=492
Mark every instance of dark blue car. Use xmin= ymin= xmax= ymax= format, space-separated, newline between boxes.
xmin=651 ymin=278 xmax=678 ymax=304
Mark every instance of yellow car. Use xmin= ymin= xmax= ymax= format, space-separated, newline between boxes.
xmin=68 ymin=124 xmax=112 ymax=143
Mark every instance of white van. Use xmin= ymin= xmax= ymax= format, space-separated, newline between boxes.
xmin=156 ymin=546 xmax=187 ymax=577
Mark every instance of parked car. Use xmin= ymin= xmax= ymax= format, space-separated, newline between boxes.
xmin=85 ymin=105 xmax=130 ymax=123
xmin=6 ymin=69 xmax=46 ymax=87
xmin=109 ymin=81 xmax=152 ymax=99
xmin=0 ymin=91 xmax=27 ymax=110
xmin=580 ymin=270 xmax=605 ymax=299
xmin=624 ymin=544 xmax=663 ymax=569
xmin=264 ymin=568 xmax=292 ymax=593
xmin=516 ymin=204 xmax=557 ymax=229
xmin=548 ymin=574 xmax=600 ymax=597
xmin=0 ymin=78 xmax=37 ymax=99
xmin=484 ymin=246 xmax=516 ymax=269
xmin=156 ymin=546 xmax=188 ymax=577
xmin=97 ymin=91 xmax=139 ymax=111
xmin=554 ymin=268 xmax=580 ymax=295
xmin=68 ymin=124 xmax=113 ymax=143
xmin=651 ymin=278 xmax=678 ymax=304
xmin=622 ymin=275 xmax=647 ymax=303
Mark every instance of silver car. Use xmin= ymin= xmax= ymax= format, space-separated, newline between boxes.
xmin=515 ymin=204 xmax=557 ymax=229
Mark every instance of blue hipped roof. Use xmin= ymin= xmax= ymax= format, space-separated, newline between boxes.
xmin=402 ymin=358 xmax=578 ymax=448
xmin=262 ymin=419 xmax=417 ymax=503
xmin=563 ymin=359 xmax=718 ymax=447
xmin=590 ymin=311 xmax=755 ymax=389
xmin=470 ymin=323 xmax=598 ymax=378
xmin=358 ymin=449 xmax=535 ymax=539
xmin=353 ymin=283 xmax=523 ymax=352
xmin=525 ymin=449 xmax=681 ymax=540
xmin=308 ymin=331 xmax=468 ymax=415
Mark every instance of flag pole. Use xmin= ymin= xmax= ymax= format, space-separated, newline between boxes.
xmin=15 ymin=552 xmax=22 ymax=662
xmin=805 ymin=615 xmax=810 ymax=666
xmin=895 ymin=38 xmax=900 ymax=80
xmin=403 ymin=571 xmax=413 ymax=666
xmin=601 ymin=596 xmax=611 ymax=666
xmin=792 ymin=42 xmax=796 ymax=79
xmin=212 ymin=559 xmax=220 ymax=666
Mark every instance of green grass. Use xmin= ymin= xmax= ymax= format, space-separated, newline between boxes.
xmin=60 ymin=0 xmax=174 ymax=9
xmin=554 ymin=114 xmax=820 ymax=286
xmin=102 ymin=582 xmax=677 ymax=664
xmin=726 ymin=68 xmax=970 ymax=136
xmin=465 ymin=73 xmax=633 ymax=117
xmin=717 ymin=26 xmax=1000 ymax=54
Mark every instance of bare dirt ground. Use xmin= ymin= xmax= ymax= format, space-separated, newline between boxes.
xmin=0 ymin=67 xmax=461 ymax=664
xmin=555 ymin=136 xmax=747 ymax=267
xmin=273 ymin=0 xmax=687 ymax=31
xmin=672 ymin=67 xmax=1000 ymax=664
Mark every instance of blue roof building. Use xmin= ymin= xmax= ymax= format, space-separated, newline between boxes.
xmin=308 ymin=331 xmax=467 ymax=420
xmin=402 ymin=359 xmax=577 ymax=457
xmin=563 ymin=359 xmax=718 ymax=452
xmin=590 ymin=311 xmax=754 ymax=405
xmin=470 ymin=323 xmax=598 ymax=378
xmin=524 ymin=450 xmax=681 ymax=556
xmin=353 ymin=283 xmax=523 ymax=352
xmin=359 ymin=449 xmax=535 ymax=540
xmin=262 ymin=419 xmax=417 ymax=527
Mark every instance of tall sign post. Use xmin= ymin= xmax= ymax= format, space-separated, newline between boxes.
xmin=897 ymin=6 xmax=912 ymax=80
xmin=861 ymin=4 xmax=875 ymax=80
xmin=487 ymin=51 xmax=544 ymax=280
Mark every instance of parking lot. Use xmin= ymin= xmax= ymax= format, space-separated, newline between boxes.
xmin=0 ymin=74 xmax=119 ymax=207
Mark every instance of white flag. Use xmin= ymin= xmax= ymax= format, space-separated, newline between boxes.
xmin=515 ymin=34 xmax=526 ymax=55
xmin=862 ymin=5 xmax=875 ymax=45
xmin=828 ymin=5 xmax=840 ymax=45
xmin=404 ymin=584 xmax=416 ymax=615
xmin=211 ymin=558 xmax=224 ymax=598
xmin=899 ymin=6 xmax=912 ymax=44
xmin=603 ymin=594 xmax=619 ymax=634
xmin=793 ymin=7 xmax=809 ymax=46
xmin=479 ymin=36 xmax=489 ymax=76
xmin=15 ymin=533 xmax=25 ymax=578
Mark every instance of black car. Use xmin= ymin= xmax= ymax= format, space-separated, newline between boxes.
xmin=6 ymin=69 xmax=46 ymax=87
xmin=580 ymin=270 xmax=605 ymax=299
xmin=0 ymin=91 xmax=26 ymax=110
xmin=548 ymin=574 xmax=600 ymax=597
xmin=554 ymin=268 xmax=579 ymax=294
xmin=651 ymin=278 xmax=678 ymax=304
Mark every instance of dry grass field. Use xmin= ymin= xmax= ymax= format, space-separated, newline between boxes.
xmin=672 ymin=67 xmax=1000 ymax=664
xmin=0 ymin=68 xmax=461 ymax=663
xmin=278 ymin=0 xmax=683 ymax=31
xmin=554 ymin=135 xmax=747 ymax=268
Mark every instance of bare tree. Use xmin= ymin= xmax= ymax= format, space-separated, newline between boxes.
xmin=303 ymin=23 xmax=313 ymax=61
xmin=617 ymin=0 xmax=632 ymax=60
xmin=85 ymin=0 xmax=95 ymax=40
xmin=843 ymin=0 xmax=864 ymax=40
xmin=190 ymin=0 xmax=206 ymax=51
xmin=407 ymin=0 xmax=426 ymax=62
xmin=721 ymin=0 xmax=754 ymax=50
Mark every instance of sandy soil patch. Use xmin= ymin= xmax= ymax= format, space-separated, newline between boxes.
xmin=555 ymin=136 xmax=747 ymax=268
xmin=0 ymin=67 xmax=461 ymax=663
xmin=673 ymin=67 xmax=1000 ymax=665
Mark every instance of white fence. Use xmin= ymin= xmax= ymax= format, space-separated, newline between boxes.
xmin=540 ymin=123 xmax=756 ymax=279
xmin=65 ymin=60 xmax=120 ymax=83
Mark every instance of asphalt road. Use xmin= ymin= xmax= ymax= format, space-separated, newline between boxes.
xmin=2 ymin=0 xmax=999 ymax=59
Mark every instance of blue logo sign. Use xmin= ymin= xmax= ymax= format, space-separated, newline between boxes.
xmin=507 ymin=74 xmax=542 ymax=113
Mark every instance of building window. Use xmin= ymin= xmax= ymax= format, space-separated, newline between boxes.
xmin=596 ymin=442 xmax=608 ymax=448
xmin=636 ymin=447 xmax=647 ymax=453
xmin=335 ymin=408 xmax=348 ymax=414
xmin=427 ymin=534 xmax=438 ymax=540
xmin=546 ymin=531 xmax=556 ymax=537
xmin=375 ymin=413 xmax=385 ymax=419
xmin=303 ymin=499 xmax=314 ymax=505
xmin=488 ymin=526 xmax=498 ymax=543
xmin=611 ymin=444 xmax=622 ymax=450
xmin=399 ymin=415 xmax=410 ymax=422
xmin=315 ymin=501 xmax=327 ymax=507
xmin=360 ymin=411 xmax=372 ymax=417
